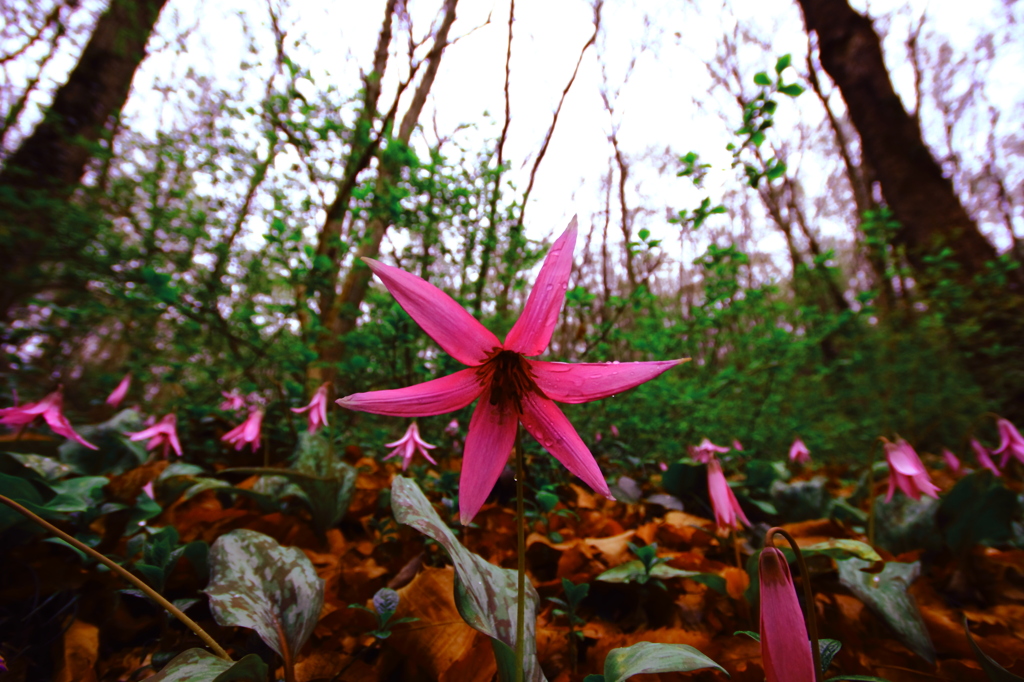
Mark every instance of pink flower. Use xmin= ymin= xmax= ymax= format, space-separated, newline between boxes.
xmin=883 ymin=438 xmax=939 ymax=502
xmin=0 ymin=387 xmax=97 ymax=449
xmin=291 ymin=383 xmax=329 ymax=433
xmin=942 ymin=448 xmax=961 ymax=474
xmin=384 ymin=422 xmax=438 ymax=470
xmin=444 ymin=418 xmax=459 ymax=436
xmin=994 ymin=418 xmax=1024 ymax=468
xmin=610 ymin=424 xmax=620 ymax=438
xmin=143 ymin=482 xmax=156 ymax=499
xmin=106 ymin=373 xmax=131 ymax=408
xmin=707 ymin=458 xmax=749 ymax=533
xmin=128 ymin=414 xmax=182 ymax=459
xmin=337 ymin=218 xmax=684 ymax=523
xmin=594 ymin=431 xmax=603 ymax=443
xmin=971 ymin=439 xmax=1001 ymax=477
xmin=788 ymin=438 xmax=811 ymax=465
xmin=219 ymin=389 xmax=245 ymax=412
xmin=658 ymin=462 xmax=668 ymax=472
xmin=759 ymin=546 xmax=816 ymax=682
xmin=222 ymin=409 xmax=263 ymax=452
xmin=732 ymin=438 xmax=744 ymax=451
xmin=690 ymin=437 xmax=729 ymax=463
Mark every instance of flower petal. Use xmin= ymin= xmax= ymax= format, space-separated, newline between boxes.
xmin=519 ymin=392 xmax=611 ymax=499
xmin=529 ymin=358 xmax=686 ymax=404
xmin=459 ymin=386 xmax=518 ymax=524
xmin=504 ymin=217 xmax=578 ymax=356
xmin=338 ymin=369 xmax=486 ymax=417
xmin=886 ymin=440 xmax=925 ymax=475
xmin=363 ymin=258 xmax=500 ymax=366
xmin=759 ymin=547 xmax=816 ymax=682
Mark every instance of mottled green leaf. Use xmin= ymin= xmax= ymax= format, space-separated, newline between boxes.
xmin=837 ymin=558 xmax=934 ymax=663
xmin=144 ymin=648 xmax=267 ymax=681
xmin=204 ymin=529 xmax=324 ymax=662
xmin=391 ymin=476 xmax=547 ymax=682
xmin=964 ymin=617 xmax=1024 ymax=681
xmin=2 ymin=452 xmax=71 ymax=481
xmin=602 ymin=641 xmax=725 ymax=681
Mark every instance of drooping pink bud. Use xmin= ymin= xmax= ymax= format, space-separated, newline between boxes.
xmin=759 ymin=546 xmax=816 ymax=682
xmin=942 ymin=449 xmax=961 ymax=475
xmin=707 ymin=458 xmax=749 ymax=533
xmin=291 ymin=383 xmax=329 ymax=433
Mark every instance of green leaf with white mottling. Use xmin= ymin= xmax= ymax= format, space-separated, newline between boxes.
xmin=837 ymin=558 xmax=934 ymax=663
xmin=2 ymin=452 xmax=71 ymax=481
xmin=391 ymin=476 xmax=547 ymax=682
xmin=204 ymin=529 xmax=324 ymax=663
xmin=596 ymin=561 xmax=726 ymax=593
xmin=144 ymin=649 xmax=267 ymax=681
xmin=602 ymin=641 xmax=726 ymax=681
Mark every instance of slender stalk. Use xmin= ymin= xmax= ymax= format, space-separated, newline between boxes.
xmin=0 ymin=493 xmax=232 ymax=661
xmin=765 ymin=527 xmax=821 ymax=681
xmin=867 ymin=439 xmax=878 ymax=547
xmin=514 ymin=427 xmax=526 ymax=682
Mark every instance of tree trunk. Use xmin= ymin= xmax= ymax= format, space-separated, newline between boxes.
xmin=0 ymin=0 xmax=169 ymax=318
xmin=312 ymin=0 xmax=459 ymax=389
xmin=795 ymin=0 xmax=1004 ymax=287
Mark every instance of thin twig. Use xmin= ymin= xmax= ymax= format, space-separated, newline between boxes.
xmin=0 ymin=494 xmax=232 ymax=661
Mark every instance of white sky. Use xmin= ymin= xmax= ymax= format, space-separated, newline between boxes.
xmin=8 ymin=0 xmax=1023 ymax=270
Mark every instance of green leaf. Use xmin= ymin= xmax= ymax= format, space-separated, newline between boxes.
xmin=144 ymin=649 xmax=267 ymax=681
xmin=602 ymin=641 xmax=725 ymax=681
xmin=964 ymin=617 xmax=1024 ymax=681
xmin=937 ymin=470 xmax=1016 ymax=554
xmin=778 ymin=83 xmax=805 ymax=97
xmin=391 ymin=476 xmax=547 ymax=682
xmin=204 ymin=529 xmax=324 ymax=662
xmin=58 ymin=409 xmax=147 ymax=475
xmin=2 ymin=452 xmax=71 ymax=481
xmin=774 ymin=54 xmax=792 ymax=74
xmin=819 ymin=638 xmax=842 ymax=672
xmin=753 ymin=72 xmax=772 ymax=86
xmin=837 ymin=558 xmax=934 ymax=663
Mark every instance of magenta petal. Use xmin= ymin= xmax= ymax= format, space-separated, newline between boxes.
xmin=886 ymin=441 xmax=925 ymax=475
xmin=504 ymin=217 xmax=578 ymax=356
xmin=759 ymin=547 xmax=816 ymax=682
xmin=519 ymin=392 xmax=611 ymax=499
xmin=529 ymin=358 xmax=685 ymax=404
xmin=363 ymin=258 xmax=500 ymax=366
xmin=338 ymin=369 xmax=485 ymax=417
xmin=459 ymin=386 xmax=518 ymax=524
xmin=43 ymin=410 xmax=98 ymax=450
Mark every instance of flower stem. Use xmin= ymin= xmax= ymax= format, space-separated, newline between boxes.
xmin=515 ymin=427 xmax=526 ymax=682
xmin=867 ymin=439 xmax=878 ymax=547
xmin=0 ymin=493 xmax=232 ymax=662
xmin=765 ymin=527 xmax=821 ymax=681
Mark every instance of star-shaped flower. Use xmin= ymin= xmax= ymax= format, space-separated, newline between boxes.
xmin=883 ymin=438 xmax=939 ymax=502
xmin=128 ymin=413 xmax=182 ymax=458
xmin=337 ymin=217 xmax=685 ymax=522
xmin=994 ymin=418 xmax=1024 ymax=468
xmin=689 ymin=437 xmax=729 ymax=463
xmin=384 ymin=422 xmax=438 ymax=470
xmin=0 ymin=386 xmax=96 ymax=449
xmin=222 ymin=409 xmax=263 ymax=452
